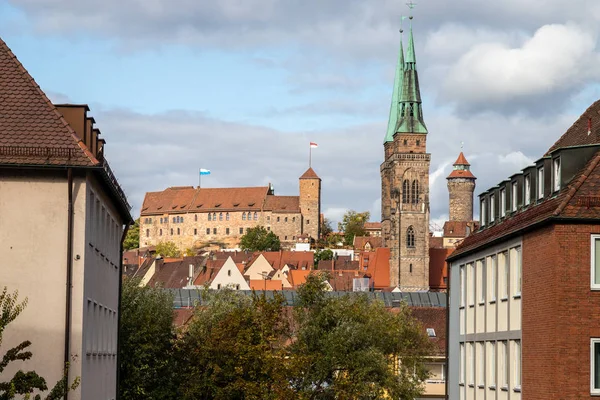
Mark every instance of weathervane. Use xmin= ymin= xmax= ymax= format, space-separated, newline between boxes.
xmin=406 ymin=1 xmax=417 ymax=22
xmin=399 ymin=14 xmax=408 ymax=34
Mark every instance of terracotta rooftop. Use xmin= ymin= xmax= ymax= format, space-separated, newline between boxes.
xmin=353 ymin=236 xmax=383 ymax=250
xmin=453 ymin=152 xmax=470 ymax=166
xmin=0 ymin=38 xmax=96 ymax=167
xmin=447 ymin=169 xmax=476 ymax=179
xmin=408 ymin=307 xmax=447 ymax=355
xmin=442 ymin=221 xmax=473 ymax=238
xmin=545 ymin=99 xmax=600 ymax=156
xmin=147 ymin=256 xmax=207 ymax=288
xmin=364 ymin=222 xmax=382 ymax=230
xmin=299 ymin=167 xmax=320 ymax=179
xmin=365 ymin=247 xmax=391 ymax=289
xmin=264 ymin=195 xmax=300 ymax=213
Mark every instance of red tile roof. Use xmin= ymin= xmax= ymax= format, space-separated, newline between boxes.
xmin=0 ymin=38 xmax=96 ymax=167
xmin=353 ymin=236 xmax=383 ymax=250
xmin=249 ymin=279 xmax=284 ymax=291
xmin=328 ymin=270 xmax=367 ymax=291
xmin=453 ymin=152 xmax=470 ymax=166
xmin=366 ymin=247 xmax=390 ymax=289
xmin=545 ymin=99 xmax=600 ymax=156
xmin=299 ymin=167 xmax=320 ymax=179
xmin=147 ymin=256 xmax=207 ymax=288
xmin=250 ymin=251 xmax=314 ymax=271
xmin=429 ymin=236 xmax=443 ymax=249
xmin=447 ymin=169 xmax=476 ymax=179
xmin=364 ymin=222 xmax=382 ymax=230
xmin=442 ymin=221 xmax=473 ymax=238
xmin=264 ymin=195 xmax=300 ymax=213
xmin=408 ymin=307 xmax=447 ymax=355
xmin=429 ymin=247 xmax=452 ymax=291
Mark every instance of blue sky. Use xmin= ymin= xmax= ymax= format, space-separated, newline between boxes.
xmin=2 ymin=0 xmax=600 ymax=228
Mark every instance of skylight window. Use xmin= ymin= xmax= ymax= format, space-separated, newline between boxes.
xmin=427 ymin=328 xmax=436 ymax=337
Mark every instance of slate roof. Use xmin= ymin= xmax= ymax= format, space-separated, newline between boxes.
xmin=0 ymin=38 xmax=96 ymax=167
xmin=299 ymin=167 xmax=320 ymax=179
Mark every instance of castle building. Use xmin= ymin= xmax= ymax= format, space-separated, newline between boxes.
xmin=139 ymin=168 xmax=321 ymax=250
xmin=381 ymin=19 xmax=430 ymax=291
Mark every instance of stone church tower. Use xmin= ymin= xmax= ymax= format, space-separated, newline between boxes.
xmin=299 ymin=168 xmax=321 ymax=240
xmin=447 ymin=152 xmax=476 ymax=221
xmin=381 ymin=22 xmax=430 ymax=291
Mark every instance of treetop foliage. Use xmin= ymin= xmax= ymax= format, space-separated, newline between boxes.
xmin=239 ymin=226 xmax=281 ymax=252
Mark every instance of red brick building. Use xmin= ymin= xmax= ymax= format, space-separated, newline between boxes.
xmin=448 ymin=100 xmax=600 ymax=399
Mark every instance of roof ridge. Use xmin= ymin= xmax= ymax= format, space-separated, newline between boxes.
xmin=0 ymin=38 xmax=98 ymax=166
xmin=553 ymin=150 xmax=600 ymax=216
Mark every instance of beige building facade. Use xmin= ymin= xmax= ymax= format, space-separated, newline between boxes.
xmin=140 ymin=168 xmax=321 ymax=250
xmin=0 ymin=39 xmax=132 ymax=400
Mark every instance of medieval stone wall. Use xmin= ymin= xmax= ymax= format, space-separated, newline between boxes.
xmin=447 ymin=178 xmax=475 ymax=222
xmin=299 ymin=178 xmax=321 ymax=239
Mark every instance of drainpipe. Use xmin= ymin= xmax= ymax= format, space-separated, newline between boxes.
xmin=64 ymin=168 xmax=74 ymax=400
xmin=116 ymin=222 xmax=131 ymax=400
xmin=445 ymin=260 xmax=451 ymax=400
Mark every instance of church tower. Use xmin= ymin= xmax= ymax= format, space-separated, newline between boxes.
xmin=381 ymin=17 xmax=430 ymax=291
xmin=447 ymin=152 xmax=476 ymax=222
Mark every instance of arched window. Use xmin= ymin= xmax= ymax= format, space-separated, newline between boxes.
xmin=411 ymin=180 xmax=420 ymax=204
xmin=219 ymin=212 xmax=223 ymax=221
xmin=242 ymin=212 xmax=246 ymax=221
xmin=402 ymin=180 xmax=410 ymax=204
xmin=208 ymin=213 xmax=211 ymax=221
xmin=254 ymin=212 xmax=258 ymax=220
xmin=212 ymin=212 xmax=216 ymax=221
xmin=226 ymin=212 xmax=230 ymax=221
xmin=406 ymin=226 xmax=415 ymax=248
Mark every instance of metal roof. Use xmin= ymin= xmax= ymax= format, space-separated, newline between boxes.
xmin=167 ymin=289 xmax=446 ymax=309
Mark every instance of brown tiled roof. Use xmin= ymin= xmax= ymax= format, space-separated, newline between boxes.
xmin=141 ymin=186 xmax=269 ymax=214
xmin=299 ymin=167 xmax=320 ymax=179
xmin=353 ymin=236 xmax=383 ymax=250
xmin=450 ymin=150 xmax=600 ymax=260
xmin=364 ymin=222 xmax=382 ymax=230
xmin=429 ymin=236 xmax=443 ymax=249
xmin=408 ymin=307 xmax=447 ymax=355
xmin=443 ymin=221 xmax=471 ymax=238
xmin=366 ymin=247 xmax=390 ymax=289
xmin=453 ymin=152 xmax=470 ymax=166
xmin=264 ymin=195 xmax=300 ymax=213
xmin=147 ymin=256 xmax=207 ymax=288
xmin=545 ymin=99 xmax=600 ymax=155
xmin=328 ymin=270 xmax=367 ymax=291
xmin=249 ymin=279 xmax=283 ymax=291
xmin=447 ymin=169 xmax=476 ymax=179
xmin=0 ymin=38 xmax=96 ymax=167
xmin=251 ymin=251 xmax=314 ymax=271
xmin=429 ymin=247 xmax=452 ymax=291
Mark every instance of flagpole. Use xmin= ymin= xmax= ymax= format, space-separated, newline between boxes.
xmin=309 ymin=144 xmax=312 ymax=168
xmin=199 ymin=168 xmax=201 ymax=188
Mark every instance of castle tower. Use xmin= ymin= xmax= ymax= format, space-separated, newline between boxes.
xmin=447 ymin=152 xmax=476 ymax=221
xmin=381 ymin=19 xmax=430 ymax=291
xmin=299 ymin=168 xmax=321 ymax=240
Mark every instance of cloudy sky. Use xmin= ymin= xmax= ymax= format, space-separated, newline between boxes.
xmin=2 ymin=0 xmax=600 ymax=229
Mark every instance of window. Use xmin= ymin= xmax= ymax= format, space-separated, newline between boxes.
xmin=460 ymin=343 xmax=465 ymax=384
xmin=219 ymin=212 xmax=223 ymax=221
xmin=195 ymin=214 xmax=198 ymax=222
xmin=468 ymin=342 xmax=475 ymax=386
xmin=500 ymin=189 xmax=506 ymax=217
xmin=416 ymin=139 xmax=420 ymax=146
xmin=159 ymin=229 xmax=162 ymax=236
xmin=217 ymin=284 xmax=221 ymax=290
xmin=267 ymin=216 xmax=270 ymax=221
xmin=591 ymin=339 xmax=600 ymax=394
xmin=285 ymin=236 xmax=288 ymax=240
xmin=170 ymin=228 xmax=173 ymax=235
xmin=226 ymin=212 xmax=230 ymax=221
xmin=513 ymin=247 xmax=522 ymax=296
xmin=177 ymin=228 xmax=180 ymax=235
xmin=411 ymin=180 xmax=419 ymax=204
xmin=228 ymin=270 xmax=231 ymax=277
xmin=226 ymin=228 xmax=230 ymax=235
xmin=501 ymin=341 xmax=508 ymax=388
xmin=239 ymin=227 xmax=243 ymax=234
xmin=267 ymin=227 xmax=270 ymax=231
xmin=403 ymin=139 xmax=407 ymax=145
xmin=173 ymin=217 xmax=176 ymax=223
xmin=194 ymin=228 xmax=197 ymax=235
xmin=478 ymin=259 xmax=485 ymax=304
xmin=277 ymin=216 xmax=280 ymax=222
xmin=402 ymin=180 xmax=409 ymax=204
xmin=592 ymin=235 xmax=600 ymax=289
xmin=212 ymin=212 xmax=216 ymax=221
xmin=254 ymin=212 xmax=258 ymax=220
xmin=512 ymin=181 xmax=518 ymax=211
xmin=406 ymin=226 xmax=415 ymax=248
xmin=206 ymin=228 xmax=210 ymax=234
xmin=159 ymin=217 xmax=162 ymax=224
xmin=460 ymin=265 xmax=465 ymax=307
xmin=489 ymin=255 xmax=496 ymax=302
xmin=478 ymin=342 xmax=485 ymax=386
xmin=480 ymin=199 xmax=486 ymax=226
xmin=490 ymin=195 xmax=495 ymax=222
xmin=213 ymin=228 xmax=217 ymax=234
xmin=489 ymin=342 xmax=496 ymax=388
xmin=146 ymin=229 xmax=149 ymax=237
xmin=409 ymin=263 xmax=413 ymax=273
xmin=307 ymin=219 xmax=310 ymax=224
xmin=180 ymin=217 xmax=184 ymax=223
xmin=553 ymin=157 xmax=561 ymax=192
xmin=292 ymin=217 xmax=295 ymax=222
xmin=514 ymin=340 xmax=521 ymax=390
xmin=537 ymin=167 xmax=544 ymax=199
xmin=524 ymin=175 xmax=531 ymax=205
xmin=469 ymin=263 xmax=475 ymax=306
xmin=208 ymin=213 xmax=212 ymax=221
xmin=242 ymin=212 xmax=246 ymax=221
xmin=285 ymin=217 xmax=288 ymax=222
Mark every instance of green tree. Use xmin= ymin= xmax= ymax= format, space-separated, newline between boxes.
xmin=155 ymin=241 xmax=181 ymax=258
xmin=338 ymin=210 xmax=370 ymax=246
xmin=0 ymin=287 xmax=79 ymax=400
xmin=314 ymin=249 xmax=334 ymax=268
xmin=176 ymin=289 xmax=293 ymax=400
xmin=123 ymin=218 xmax=140 ymax=250
xmin=119 ymin=278 xmax=177 ymax=400
xmin=239 ymin=226 xmax=281 ymax=252
xmin=320 ymin=217 xmax=333 ymax=238
xmin=326 ymin=233 xmax=343 ymax=248
xmin=289 ymin=273 xmax=432 ymax=400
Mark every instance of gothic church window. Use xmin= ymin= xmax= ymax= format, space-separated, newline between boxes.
xmin=402 ymin=180 xmax=410 ymax=204
xmin=411 ymin=180 xmax=420 ymax=204
xmin=406 ymin=226 xmax=415 ymax=248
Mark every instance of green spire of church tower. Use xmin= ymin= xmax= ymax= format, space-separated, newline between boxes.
xmin=395 ymin=20 xmax=428 ymax=134
xmin=384 ymin=33 xmax=405 ymax=143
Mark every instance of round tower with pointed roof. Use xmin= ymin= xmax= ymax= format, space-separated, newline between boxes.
xmin=446 ymin=152 xmax=476 ymax=222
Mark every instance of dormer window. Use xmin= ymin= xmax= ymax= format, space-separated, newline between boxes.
xmin=524 ymin=175 xmax=531 ymax=206
xmin=500 ymin=189 xmax=506 ymax=217
xmin=537 ymin=167 xmax=544 ymax=199
xmin=490 ymin=195 xmax=495 ymax=222
xmin=480 ymin=199 xmax=486 ymax=226
xmin=512 ymin=182 xmax=518 ymax=212
xmin=553 ymin=157 xmax=561 ymax=192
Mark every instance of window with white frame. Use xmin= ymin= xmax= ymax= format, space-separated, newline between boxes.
xmin=499 ymin=252 xmax=508 ymax=299
xmin=514 ymin=246 xmax=522 ymax=296
xmin=514 ymin=340 xmax=521 ymax=390
xmin=501 ymin=341 xmax=508 ymax=388
xmin=480 ymin=199 xmax=486 ymax=226
xmin=478 ymin=259 xmax=485 ymax=304
xmin=591 ymin=338 xmax=600 ymax=394
xmin=490 ymin=195 xmax=495 ymax=222
xmin=537 ymin=167 xmax=544 ymax=199
xmin=489 ymin=255 xmax=496 ymax=302
xmin=500 ymin=189 xmax=506 ymax=217
xmin=553 ymin=157 xmax=561 ymax=192
xmin=524 ymin=175 xmax=531 ymax=206
xmin=478 ymin=342 xmax=485 ymax=387
xmin=460 ymin=343 xmax=465 ymax=384
xmin=511 ymin=181 xmax=518 ymax=211
xmin=592 ymin=235 xmax=600 ymax=290
xmin=469 ymin=263 xmax=475 ymax=306
xmin=468 ymin=342 xmax=475 ymax=386
xmin=489 ymin=341 xmax=496 ymax=388
xmin=460 ymin=265 xmax=466 ymax=307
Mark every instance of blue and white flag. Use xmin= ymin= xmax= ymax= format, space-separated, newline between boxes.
xmin=200 ymin=169 xmax=211 ymax=176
